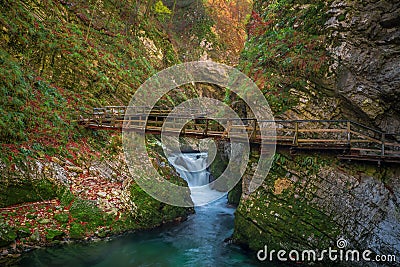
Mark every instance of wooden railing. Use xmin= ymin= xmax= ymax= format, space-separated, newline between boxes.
xmin=78 ymin=107 xmax=400 ymax=164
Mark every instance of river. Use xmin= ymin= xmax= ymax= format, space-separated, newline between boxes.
xmin=19 ymin=153 xmax=272 ymax=266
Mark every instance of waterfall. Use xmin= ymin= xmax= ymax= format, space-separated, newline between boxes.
xmin=168 ymin=153 xmax=225 ymax=206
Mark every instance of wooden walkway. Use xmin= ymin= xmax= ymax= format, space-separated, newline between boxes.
xmin=78 ymin=106 xmax=400 ymax=164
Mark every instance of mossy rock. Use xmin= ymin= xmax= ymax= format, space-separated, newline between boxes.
xmin=38 ymin=218 xmax=51 ymax=224
xmin=96 ymin=227 xmax=111 ymax=238
xmin=69 ymin=199 xmax=106 ymax=229
xmin=45 ymin=229 xmax=65 ymax=241
xmin=0 ymin=178 xmax=58 ymax=208
xmin=69 ymin=223 xmax=85 ymax=239
xmin=54 ymin=212 xmax=69 ymax=223
xmin=0 ymin=223 xmax=17 ymax=247
xmin=161 ymin=204 xmax=192 ymax=222
xmin=227 ymin=180 xmax=242 ymax=205
xmin=130 ymin=183 xmax=192 ymax=227
xmin=17 ymin=227 xmax=31 ymax=238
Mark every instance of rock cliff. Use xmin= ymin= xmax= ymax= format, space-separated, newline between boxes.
xmin=0 ymin=0 xmax=192 ymax=259
xmin=233 ymin=0 xmax=400 ymax=264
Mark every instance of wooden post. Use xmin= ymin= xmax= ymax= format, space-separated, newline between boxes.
xmin=111 ymin=113 xmax=115 ymax=127
xmin=381 ymin=132 xmax=385 ymax=157
xmin=293 ymin=121 xmax=298 ymax=146
xmin=205 ymin=118 xmax=209 ymax=136
xmin=347 ymin=121 xmax=351 ymax=147
xmin=225 ymin=119 xmax=232 ymax=138
xmin=251 ymin=119 xmax=257 ymax=141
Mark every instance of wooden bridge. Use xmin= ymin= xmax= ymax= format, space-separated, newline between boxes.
xmin=78 ymin=106 xmax=400 ymax=165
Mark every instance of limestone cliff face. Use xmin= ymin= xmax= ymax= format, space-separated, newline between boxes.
xmin=235 ymin=155 xmax=400 ymax=261
xmin=272 ymin=0 xmax=400 ymax=134
xmin=241 ymin=0 xmax=400 ymax=134
xmin=326 ymin=0 xmax=400 ymax=134
xmin=234 ymin=0 xmax=400 ymax=263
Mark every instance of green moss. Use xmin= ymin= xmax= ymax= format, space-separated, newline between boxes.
xmin=0 ymin=222 xmax=17 ymax=247
xmin=161 ymin=205 xmax=190 ymax=222
xmin=209 ymin=150 xmax=228 ymax=179
xmin=45 ymin=229 xmax=65 ymax=241
xmin=0 ymin=178 xmax=58 ymax=208
xmin=69 ymin=199 xmax=108 ymax=230
xmin=58 ymin=187 xmax=75 ymax=207
xmin=17 ymin=227 xmax=31 ymax=239
xmin=129 ymin=182 xmax=192 ymax=227
xmin=69 ymin=223 xmax=85 ymax=239
xmin=338 ymin=13 xmax=346 ymax=21
xmin=234 ymin=152 xmax=341 ymax=252
xmin=228 ymin=180 xmax=242 ymax=205
xmin=54 ymin=212 xmax=69 ymax=223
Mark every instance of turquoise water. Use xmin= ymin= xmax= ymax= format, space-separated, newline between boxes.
xmin=19 ymin=197 xmax=267 ymax=267
xmin=19 ymin=153 xmax=275 ymax=266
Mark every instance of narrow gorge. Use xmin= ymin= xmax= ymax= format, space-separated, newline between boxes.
xmin=0 ymin=0 xmax=399 ymax=266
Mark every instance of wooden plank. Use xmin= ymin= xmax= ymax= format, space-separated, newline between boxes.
xmin=297 ymin=129 xmax=346 ymax=133
xmin=351 ymin=148 xmax=382 ymax=153
xmin=350 ymin=130 xmax=381 ymax=143
xmin=350 ymin=139 xmax=379 ymax=143
xmin=384 ymin=142 xmax=400 ymax=147
xmin=80 ymin=112 xmax=400 ymax=161
xmin=297 ymin=139 xmax=347 ymax=143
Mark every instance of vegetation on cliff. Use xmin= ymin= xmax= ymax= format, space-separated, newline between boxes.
xmin=0 ymin=0 xmax=193 ymax=255
xmin=233 ymin=0 xmax=400 ymax=260
xmin=239 ymin=0 xmax=331 ymax=114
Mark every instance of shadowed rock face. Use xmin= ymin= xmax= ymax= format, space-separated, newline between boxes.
xmin=263 ymin=1 xmax=400 ymax=135
xmin=325 ymin=0 xmax=400 ymax=134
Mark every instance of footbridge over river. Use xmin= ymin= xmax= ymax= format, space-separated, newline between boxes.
xmin=78 ymin=106 xmax=400 ymax=165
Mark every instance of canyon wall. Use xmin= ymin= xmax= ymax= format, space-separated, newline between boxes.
xmin=233 ymin=0 xmax=400 ymax=264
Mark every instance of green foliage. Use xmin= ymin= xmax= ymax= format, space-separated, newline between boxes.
xmin=58 ymin=187 xmax=75 ymax=207
xmin=45 ymin=229 xmax=65 ymax=241
xmin=154 ymin=0 xmax=172 ymax=22
xmin=17 ymin=227 xmax=31 ymax=238
xmin=54 ymin=212 xmax=69 ymax=223
xmin=0 ymin=50 xmax=32 ymax=142
xmin=0 ymin=0 xmax=193 ymax=245
xmin=0 ymin=0 xmax=179 ymax=165
xmin=239 ymin=0 xmax=331 ymax=114
xmin=69 ymin=199 xmax=106 ymax=229
xmin=0 ymin=222 xmax=17 ymax=247
xmin=0 ymin=178 xmax=58 ymax=208
xmin=69 ymin=223 xmax=85 ymax=239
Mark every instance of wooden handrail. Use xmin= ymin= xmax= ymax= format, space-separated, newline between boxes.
xmin=78 ymin=106 xmax=400 ymax=163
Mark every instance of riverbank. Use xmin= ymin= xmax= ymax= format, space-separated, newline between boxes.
xmin=0 ymin=144 xmax=193 ymax=264
xmin=13 ymin=197 xmax=262 ymax=267
xmin=1 ymin=205 xmax=189 ymax=266
xmin=16 ymin=151 xmax=263 ymax=267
